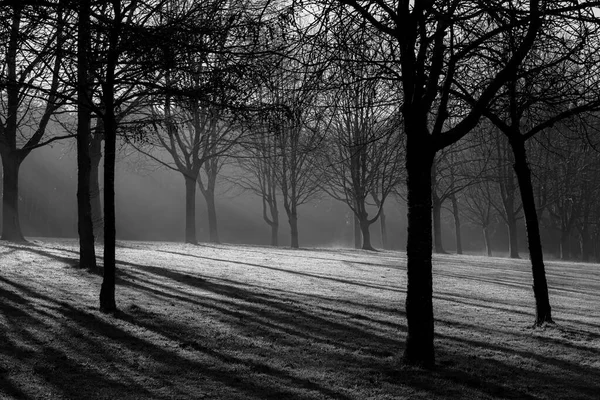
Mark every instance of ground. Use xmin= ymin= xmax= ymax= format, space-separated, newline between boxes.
xmin=0 ymin=239 xmax=599 ymax=399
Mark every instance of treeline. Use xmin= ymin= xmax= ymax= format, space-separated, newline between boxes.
xmin=2 ymin=0 xmax=600 ymax=367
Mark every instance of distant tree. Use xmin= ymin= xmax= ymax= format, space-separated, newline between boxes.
xmin=316 ymin=15 xmax=404 ymax=251
xmin=260 ymin=55 xmax=326 ymax=249
xmin=127 ymin=0 xmax=255 ymax=244
xmin=460 ymin=126 xmax=499 ymax=256
xmin=493 ymin=134 xmax=522 ymax=258
xmin=319 ymin=81 xmax=403 ymax=251
xmin=236 ymin=119 xmax=281 ymax=246
xmin=431 ymin=142 xmax=477 ymax=254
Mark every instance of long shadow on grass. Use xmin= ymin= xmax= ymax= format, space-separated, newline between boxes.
xmin=154 ymin=249 xmax=404 ymax=293
xmin=0 ymin=275 xmax=356 ymax=400
xmin=0 ymin=280 xmax=162 ymax=400
xmin=117 ymin=262 xmax=404 ymax=356
xmin=434 ymin=332 xmax=600 ymax=399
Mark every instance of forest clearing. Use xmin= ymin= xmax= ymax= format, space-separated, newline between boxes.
xmin=0 ymin=239 xmax=598 ymax=399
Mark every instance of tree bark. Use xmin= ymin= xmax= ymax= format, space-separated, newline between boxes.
xmin=99 ymin=101 xmax=117 ymax=313
xmin=380 ymin=207 xmax=388 ymax=250
xmin=205 ymin=187 xmax=220 ymax=244
xmin=432 ymin=193 xmax=446 ymax=254
xmin=483 ymin=226 xmax=492 ymax=257
xmin=403 ymin=133 xmax=435 ymax=368
xmin=270 ymin=223 xmax=279 ymax=247
xmin=579 ymin=224 xmax=592 ymax=262
xmin=353 ymin=214 xmax=361 ymax=249
xmin=1 ymin=152 xmax=25 ymax=242
xmin=450 ymin=194 xmax=462 ymax=255
xmin=90 ymin=125 xmax=104 ymax=242
xmin=289 ymin=211 xmax=299 ymax=249
xmin=509 ymin=136 xmax=553 ymax=326
xmin=358 ymin=215 xmax=375 ymax=251
xmin=99 ymin=0 xmax=120 ymax=313
xmin=506 ymin=217 xmax=520 ymax=258
xmin=184 ymin=174 xmax=198 ymax=244
xmin=76 ymin=0 xmax=97 ymax=269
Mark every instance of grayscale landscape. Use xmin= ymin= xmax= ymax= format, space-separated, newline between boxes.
xmin=1 ymin=239 xmax=598 ymax=399
xmin=3 ymin=1 xmax=600 ymax=396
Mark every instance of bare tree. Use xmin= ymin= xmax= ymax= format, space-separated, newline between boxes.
xmin=319 ymin=82 xmax=403 ymax=250
xmin=0 ymin=1 xmax=71 ymax=242
xmin=334 ymin=0 xmax=544 ymax=366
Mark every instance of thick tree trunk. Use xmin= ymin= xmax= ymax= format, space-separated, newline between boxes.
xmin=353 ymin=214 xmax=361 ymax=249
xmin=1 ymin=153 xmax=25 ymax=242
xmin=510 ymin=136 xmax=553 ymax=326
xmin=359 ymin=216 xmax=375 ymax=251
xmin=403 ymin=134 xmax=435 ymax=368
xmin=90 ymin=127 xmax=104 ymax=242
xmin=289 ymin=211 xmax=299 ymax=249
xmin=76 ymin=0 xmax=96 ymax=269
xmin=99 ymin=4 xmax=120 ymax=313
xmin=205 ymin=188 xmax=220 ymax=244
xmin=450 ymin=194 xmax=462 ymax=255
xmin=99 ymin=107 xmax=117 ymax=312
xmin=184 ymin=174 xmax=197 ymax=244
xmin=432 ymin=194 xmax=446 ymax=254
xmin=483 ymin=226 xmax=492 ymax=257
xmin=506 ymin=217 xmax=520 ymax=258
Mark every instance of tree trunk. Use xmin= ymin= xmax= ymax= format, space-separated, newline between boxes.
xmin=99 ymin=105 xmax=117 ymax=313
xmin=353 ymin=214 xmax=361 ymax=249
xmin=403 ymin=133 xmax=435 ymax=368
xmin=289 ymin=211 xmax=299 ymax=249
xmin=1 ymin=152 xmax=25 ymax=242
xmin=205 ymin=188 xmax=220 ymax=244
xmin=184 ymin=174 xmax=197 ymax=244
xmin=506 ymin=217 xmax=520 ymax=258
xmin=270 ymin=223 xmax=279 ymax=247
xmin=510 ymin=136 xmax=552 ymax=326
xmin=90 ymin=126 xmax=104 ymax=242
xmin=99 ymin=3 xmax=120 ymax=313
xmin=450 ymin=194 xmax=462 ymax=255
xmin=432 ymin=193 xmax=446 ymax=254
xmin=359 ymin=215 xmax=375 ymax=251
xmin=483 ymin=226 xmax=492 ymax=257
xmin=76 ymin=0 xmax=96 ymax=269
xmin=579 ymin=226 xmax=591 ymax=262
xmin=559 ymin=229 xmax=570 ymax=260
xmin=380 ymin=208 xmax=388 ymax=250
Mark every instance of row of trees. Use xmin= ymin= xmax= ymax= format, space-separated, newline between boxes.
xmin=3 ymin=0 xmax=600 ymax=368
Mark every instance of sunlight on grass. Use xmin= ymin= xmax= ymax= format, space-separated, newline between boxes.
xmin=0 ymin=239 xmax=599 ymax=399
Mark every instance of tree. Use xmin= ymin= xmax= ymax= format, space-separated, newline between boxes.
xmin=335 ymin=0 xmax=543 ymax=366
xmin=260 ymin=54 xmax=326 ymax=249
xmin=462 ymin=4 xmax=600 ymax=325
xmin=127 ymin=0 xmax=254 ymax=244
xmin=319 ymin=81 xmax=403 ymax=251
xmin=0 ymin=1 xmax=71 ymax=242
xmin=317 ymin=16 xmax=404 ymax=251
xmin=431 ymin=142 xmax=478 ymax=254
xmin=236 ymin=119 xmax=281 ymax=246
xmin=76 ymin=0 xmax=97 ymax=268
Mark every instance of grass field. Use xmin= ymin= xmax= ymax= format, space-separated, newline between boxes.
xmin=0 ymin=239 xmax=599 ymax=399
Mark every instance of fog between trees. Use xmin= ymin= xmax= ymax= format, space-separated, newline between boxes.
xmin=3 ymin=0 xmax=600 ymax=368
